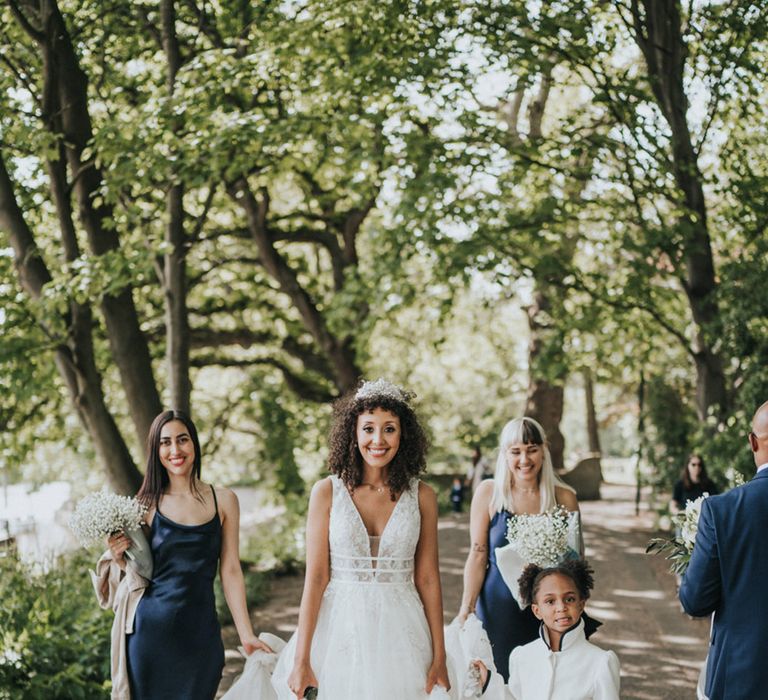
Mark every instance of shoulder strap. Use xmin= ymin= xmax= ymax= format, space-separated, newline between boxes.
xmin=210 ymin=484 xmax=219 ymax=516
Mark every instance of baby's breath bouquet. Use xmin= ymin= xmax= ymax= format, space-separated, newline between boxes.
xmin=505 ymin=504 xmax=577 ymax=567
xmin=70 ymin=489 xmax=153 ymax=578
xmin=647 ymin=493 xmax=709 ymax=575
xmin=496 ymin=505 xmax=581 ymax=605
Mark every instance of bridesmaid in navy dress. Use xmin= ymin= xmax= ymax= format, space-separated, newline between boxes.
xmin=108 ymin=410 xmax=272 ymax=699
xmin=458 ymin=417 xmax=580 ymax=682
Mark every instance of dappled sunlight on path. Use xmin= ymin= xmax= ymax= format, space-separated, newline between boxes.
xmin=582 ymin=484 xmax=709 ymax=700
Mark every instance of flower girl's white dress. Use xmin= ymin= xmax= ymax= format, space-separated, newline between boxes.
xmin=223 ymin=475 xmax=506 ymax=699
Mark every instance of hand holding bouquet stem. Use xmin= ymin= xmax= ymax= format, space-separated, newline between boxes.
xmin=647 ymin=493 xmax=709 ymax=575
xmin=69 ymin=489 xmax=153 ymax=578
xmin=108 ymin=530 xmax=136 ymax=568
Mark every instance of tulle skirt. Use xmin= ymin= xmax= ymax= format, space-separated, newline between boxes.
xmin=272 ymin=580 xmax=439 ymax=699
xmin=222 ymin=581 xmax=506 ymax=700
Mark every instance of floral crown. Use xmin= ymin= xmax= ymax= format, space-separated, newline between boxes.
xmin=354 ymin=378 xmax=413 ymax=405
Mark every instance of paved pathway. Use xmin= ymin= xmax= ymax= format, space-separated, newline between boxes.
xmin=580 ymin=484 xmax=709 ymax=699
xmin=218 ymin=482 xmax=709 ymax=698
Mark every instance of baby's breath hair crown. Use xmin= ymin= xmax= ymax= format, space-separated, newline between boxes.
xmin=354 ymin=377 xmax=413 ymax=405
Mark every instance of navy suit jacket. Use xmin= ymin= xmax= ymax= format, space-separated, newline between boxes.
xmin=679 ymin=469 xmax=768 ymax=699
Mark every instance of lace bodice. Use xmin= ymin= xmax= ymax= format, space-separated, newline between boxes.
xmin=329 ymin=475 xmax=420 ymax=585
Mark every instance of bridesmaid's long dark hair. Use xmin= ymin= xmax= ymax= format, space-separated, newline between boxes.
xmin=137 ymin=410 xmax=203 ymax=509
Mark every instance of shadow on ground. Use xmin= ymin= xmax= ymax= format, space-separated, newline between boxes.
xmin=582 ymin=484 xmax=709 ymax=700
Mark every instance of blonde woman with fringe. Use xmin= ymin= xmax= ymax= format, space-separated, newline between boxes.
xmin=457 ymin=417 xmax=592 ymax=683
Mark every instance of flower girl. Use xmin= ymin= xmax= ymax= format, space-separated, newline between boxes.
xmin=507 ymin=560 xmax=619 ymax=700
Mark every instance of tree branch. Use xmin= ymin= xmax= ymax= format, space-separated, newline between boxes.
xmin=7 ymin=0 xmax=44 ymax=42
xmin=230 ymin=177 xmax=360 ymax=392
xmin=189 ymin=185 xmax=217 ymax=242
xmin=189 ymin=327 xmax=274 ymax=349
xmin=570 ymin=273 xmax=694 ymax=357
xmin=527 ymin=66 xmax=553 ymax=140
xmin=181 ymin=0 xmax=225 ymax=48
xmin=189 ymin=354 xmax=336 ymax=403
xmin=187 ymin=255 xmax=264 ymax=288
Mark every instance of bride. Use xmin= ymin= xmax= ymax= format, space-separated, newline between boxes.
xmin=224 ymin=379 xmax=505 ymax=699
xmin=227 ymin=378 xmax=461 ymax=699
xmin=281 ymin=377 xmax=451 ymax=698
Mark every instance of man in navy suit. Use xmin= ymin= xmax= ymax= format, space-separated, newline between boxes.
xmin=680 ymin=400 xmax=768 ymax=699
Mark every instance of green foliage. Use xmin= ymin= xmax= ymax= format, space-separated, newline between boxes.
xmin=240 ymin=504 xmax=307 ymax=576
xmin=693 ymin=416 xmax=755 ymax=487
xmin=257 ymin=387 xmax=305 ymax=497
xmin=1 ymin=0 xmax=767 ymax=497
xmin=0 ymin=254 xmax=69 ymax=482
xmin=385 ymin=0 xmax=768 ymax=484
xmin=0 ymin=551 xmax=111 ymax=700
xmin=214 ymin=565 xmax=270 ymax=627
xmin=643 ymin=376 xmax=698 ymax=489
xmin=0 ymin=0 xmax=462 ymax=487
xmin=646 ymin=533 xmax=692 ymax=577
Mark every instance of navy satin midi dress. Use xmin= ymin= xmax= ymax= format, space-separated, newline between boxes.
xmin=476 ymin=509 xmax=539 ymax=682
xmin=126 ymin=487 xmax=224 ymax=699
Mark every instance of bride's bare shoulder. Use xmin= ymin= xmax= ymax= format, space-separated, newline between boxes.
xmin=309 ymin=477 xmax=333 ymax=503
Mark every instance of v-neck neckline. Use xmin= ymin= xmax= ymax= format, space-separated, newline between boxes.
xmin=343 ymin=481 xmax=406 ymax=548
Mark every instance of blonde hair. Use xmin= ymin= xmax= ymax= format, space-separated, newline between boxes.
xmin=489 ymin=416 xmax=575 ymax=513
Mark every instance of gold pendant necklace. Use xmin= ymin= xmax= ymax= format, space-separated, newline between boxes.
xmin=360 ymin=482 xmax=386 ymax=493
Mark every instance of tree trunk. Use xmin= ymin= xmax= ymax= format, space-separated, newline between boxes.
xmin=39 ymin=0 xmax=163 ymax=443
xmin=0 ymin=155 xmax=142 ymax=494
xmin=631 ymin=0 xmax=728 ymax=420
xmin=525 ymin=377 xmax=565 ymax=471
xmin=583 ymin=368 xmax=601 ymax=455
xmin=524 ymin=287 xmax=566 ymax=471
xmin=161 ymin=0 xmax=191 ymax=414
xmin=163 ymin=185 xmax=191 ymax=413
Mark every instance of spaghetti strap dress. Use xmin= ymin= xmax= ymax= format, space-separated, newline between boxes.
xmin=476 ymin=509 xmax=539 ymax=682
xmin=126 ymin=486 xmax=224 ymax=699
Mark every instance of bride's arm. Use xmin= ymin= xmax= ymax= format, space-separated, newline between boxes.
xmin=287 ymin=478 xmax=332 ymax=698
xmin=458 ymin=480 xmax=493 ymax=620
xmin=414 ymin=482 xmax=450 ymax=693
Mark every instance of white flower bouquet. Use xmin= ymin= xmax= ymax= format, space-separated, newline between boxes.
xmin=505 ymin=505 xmax=577 ymax=567
xmin=647 ymin=493 xmax=709 ymax=575
xmin=69 ymin=489 xmax=153 ymax=579
xmin=496 ymin=505 xmax=582 ymax=605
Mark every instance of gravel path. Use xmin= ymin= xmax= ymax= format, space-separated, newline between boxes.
xmin=218 ymin=482 xmax=709 ymax=698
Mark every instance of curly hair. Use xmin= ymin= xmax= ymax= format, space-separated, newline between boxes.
xmin=518 ymin=559 xmax=595 ymax=608
xmin=326 ymin=390 xmax=428 ymax=500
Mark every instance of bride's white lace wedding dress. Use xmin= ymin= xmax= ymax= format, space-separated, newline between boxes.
xmin=274 ymin=474 xmax=443 ymax=698
xmin=224 ymin=475 xmax=505 ymax=699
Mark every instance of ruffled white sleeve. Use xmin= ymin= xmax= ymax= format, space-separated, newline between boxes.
xmin=593 ymin=649 xmax=620 ymax=700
